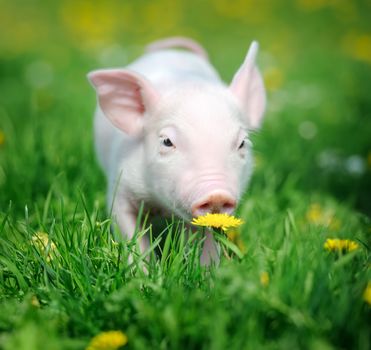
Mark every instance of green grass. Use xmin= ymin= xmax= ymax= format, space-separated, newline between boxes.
xmin=0 ymin=1 xmax=371 ymax=349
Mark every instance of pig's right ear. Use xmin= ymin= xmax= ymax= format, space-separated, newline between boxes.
xmin=88 ymin=69 xmax=159 ymax=135
xmin=230 ymin=41 xmax=266 ymax=129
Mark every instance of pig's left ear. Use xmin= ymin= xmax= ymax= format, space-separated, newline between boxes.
xmin=88 ymin=69 xmax=159 ymax=135
xmin=229 ymin=41 xmax=266 ymax=129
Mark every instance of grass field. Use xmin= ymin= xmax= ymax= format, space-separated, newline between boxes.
xmin=0 ymin=1 xmax=370 ymax=349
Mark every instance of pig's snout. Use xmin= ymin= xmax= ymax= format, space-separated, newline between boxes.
xmin=191 ymin=191 xmax=236 ymax=217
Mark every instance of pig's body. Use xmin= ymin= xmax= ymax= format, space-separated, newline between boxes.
xmin=89 ymin=37 xmax=266 ymax=265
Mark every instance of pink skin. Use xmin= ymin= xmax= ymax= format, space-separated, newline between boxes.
xmin=88 ymin=37 xmax=266 ymax=265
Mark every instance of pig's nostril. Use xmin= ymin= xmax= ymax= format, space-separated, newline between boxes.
xmin=191 ymin=202 xmax=212 ymax=217
xmin=199 ymin=203 xmax=210 ymax=210
xmin=222 ymin=202 xmax=235 ymax=213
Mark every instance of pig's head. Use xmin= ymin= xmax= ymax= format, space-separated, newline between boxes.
xmin=89 ymin=41 xmax=266 ymax=220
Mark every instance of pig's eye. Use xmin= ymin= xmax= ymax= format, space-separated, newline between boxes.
xmin=162 ymin=138 xmax=174 ymax=147
xmin=238 ymin=140 xmax=245 ymax=149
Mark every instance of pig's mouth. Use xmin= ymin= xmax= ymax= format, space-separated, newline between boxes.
xmin=162 ymin=188 xmax=237 ymax=223
xmin=151 ymin=198 xmax=193 ymax=222
xmin=172 ymin=205 xmax=194 ymax=222
xmin=162 ymin=195 xmax=237 ymax=225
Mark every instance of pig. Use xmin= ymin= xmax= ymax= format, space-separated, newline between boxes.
xmin=88 ymin=37 xmax=266 ymax=265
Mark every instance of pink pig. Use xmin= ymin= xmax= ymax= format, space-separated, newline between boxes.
xmin=88 ymin=37 xmax=266 ymax=265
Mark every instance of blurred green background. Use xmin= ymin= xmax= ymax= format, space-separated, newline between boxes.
xmin=0 ymin=0 xmax=370 ymax=215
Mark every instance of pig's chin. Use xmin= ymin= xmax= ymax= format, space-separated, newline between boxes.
xmin=146 ymin=204 xmax=191 ymax=223
xmin=159 ymin=202 xmax=193 ymax=223
xmin=169 ymin=206 xmax=193 ymax=223
xmin=149 ymin=198 xmax=193 ymax=223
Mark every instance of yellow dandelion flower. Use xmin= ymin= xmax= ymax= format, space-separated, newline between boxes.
xmin=342 ymin=33 xmax=371 ymax=64
xmin=31 ymin=295 xmax=40 ymax=307
xmin=324 ymin=238 xmax=359 ymax=253
xmin=306 ymin=203 xmax=323 ymax=224
xmin=260 ymin=272 xmax=270 ymax=287
xmin=306 ymin=203 xmax=341 ymax=231
xmin=86 ymin=331 xmax=128 ymax=350
xmin=363 ymin=282 xmax=371 ymax=306
xmin=31 ymin=232 xmax=56 ymax=261
xmin=191 ymin=213 xmax=244 ymax=231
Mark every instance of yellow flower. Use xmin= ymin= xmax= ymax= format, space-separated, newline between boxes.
xmin=86 ymin=331 xmax=128 ymax=350
xmin=306 ymin=203 xmax=323 ymax=223
xmin=363 ymin=282 xmax=371 ymax=306
xmin=191 ymin=213 xmax=244 ymax=231
xmin=260 ymin=272 xmax=270 ymax=287
xmin=342 ymin=32 xmax=371 ymax=64
xmin=31 ymin=295 xmax=40 ymax=308
xmin=324 ymin=238 xmax=359 ymax=253
xmin=306 ymin=203 xmax=341 ymax=231
xmin=32 ymin=232 xmax=56 ymax=261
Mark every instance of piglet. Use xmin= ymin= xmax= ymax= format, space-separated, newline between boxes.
xmin=88 ymin=37 xmax=266 ymax=265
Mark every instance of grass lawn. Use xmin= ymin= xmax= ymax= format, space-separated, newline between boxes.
xmin=0 ymin=1 xmax=370 ymax=349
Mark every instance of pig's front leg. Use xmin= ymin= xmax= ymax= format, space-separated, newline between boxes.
xmin=200 ymin=231 xmax=220 ymax=266
xmin=111 ymin=195 xmax=150 ymax=255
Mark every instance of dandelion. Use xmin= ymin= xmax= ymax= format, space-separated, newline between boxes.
xmin=191 ymin=213 xmax=244 ymax=231
xmin=324 ymin=238 xmax=359 ymax=253
xmin=342 ymin=33 xmax=371 ymax=64
xmin=306 ymin=203 xmax=324 ymax=223
xmin=363 ymin=282 xmax=371 ymax=306
xmin=260 ymin=272 xmax=270 ymax=287
xmin=31 ymin=295 xmax=40 ymax=307
xmin=31 ymin=232 xmax=56 ymax=261
xmin=306 ymin=203 xmax=341 ymax=231
xmin=86 ymin=331 xmax=128 ymax=350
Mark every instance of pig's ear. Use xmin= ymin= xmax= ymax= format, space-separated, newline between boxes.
xmin=230 ymin=41 xmax=266 ymax=129
xmin=88 ymin=69 xmax=159 ymax=135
